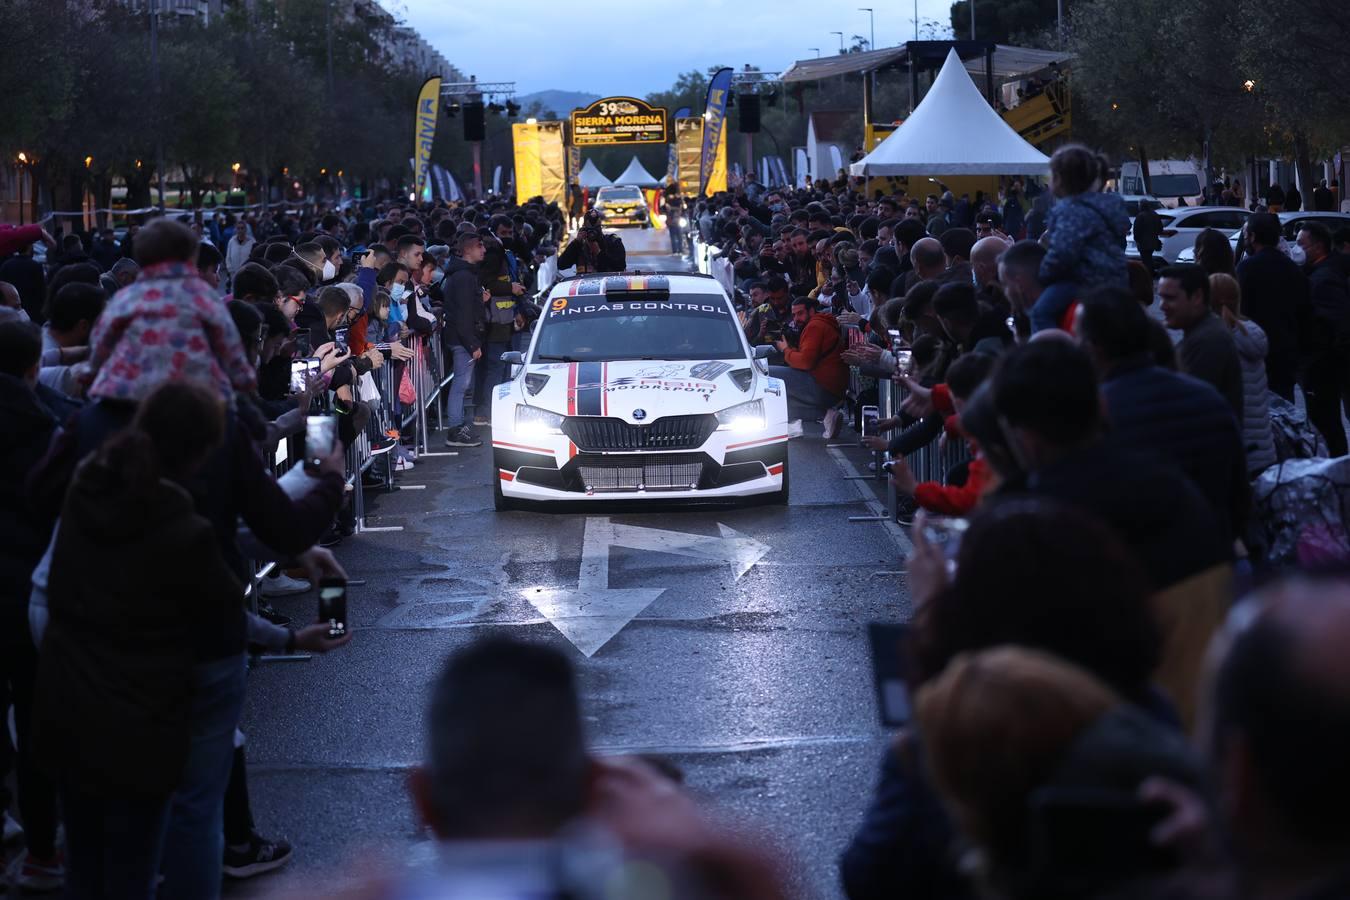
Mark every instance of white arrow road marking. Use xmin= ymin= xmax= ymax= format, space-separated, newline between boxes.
xmin=608 ymin=521 xmax=771 ymax=580
xmin=523 ymin=517 xmax=772 ymax=657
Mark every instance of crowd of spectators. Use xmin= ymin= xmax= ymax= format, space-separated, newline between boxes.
xmin=2 ymin=139 xmax=1350 ymax=900
xmin=680 ymin=148 xmax=1350 ymax=898
xmin=0 ymin=193 xmax=569 ymax=895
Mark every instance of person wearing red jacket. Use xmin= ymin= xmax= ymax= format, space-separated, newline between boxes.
xmin=769 ymin=296 xmax=849 ymax=436
xmin=888 ymin=352 xmax=998 ymax=514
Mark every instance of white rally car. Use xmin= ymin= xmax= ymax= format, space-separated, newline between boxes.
xmin=491 ymin=273 xmax=790 ymax=508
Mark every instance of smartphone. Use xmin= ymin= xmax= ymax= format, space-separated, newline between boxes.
xmin=289 ymin=357 xmax=320 ymax=394
xmin=887 ymin=328 xmax=903 ymax=354
xmin=317 ymin=577 xmax=348 ymax=638
xmin=861 ymin=404 xmax=879 ymax=441
xmin=921 ymin=516 xmax=969 ymax=578
xmin=868 ymin=623 xmax=913 ymax=727
xmin=333 ymin=326 xmax=349 ymax=356
xmin=895 ymin=349 xmax=913 ymax=373
xmin=304 ymin=415 xmax=338 ymax=467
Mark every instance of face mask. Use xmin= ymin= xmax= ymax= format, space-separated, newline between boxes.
xmin=322 ymin=260 xmax=336 ymax=280
xmin=389 ymin=283 xmax=406 ymax=303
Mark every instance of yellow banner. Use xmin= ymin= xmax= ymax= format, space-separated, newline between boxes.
xmin=707 ymin=124 xmax=728 ymax=195
xmin=413 ymin=76 xmax=441 ymax=203
xmin=512 ymin=122 xmax=543 ymax=202
xmin=675 ymin=117 xmax=703 ymax=196
xmin=513 ymin=121 xmax=567 ymax=205
xmin=537 ymin=121 xmax=566 ymax=206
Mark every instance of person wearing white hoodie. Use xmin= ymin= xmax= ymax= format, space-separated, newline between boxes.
xmin=224 ymin=223 xmax=256 ymax=288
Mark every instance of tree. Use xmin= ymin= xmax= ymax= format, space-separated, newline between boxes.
xmin=161 ymin=31 xmax=242 ymax=207
xmin=950 ymin=0 xmax=1059 ymax=43
xmin=1237 ymin=0 xmax=1350 ymax=191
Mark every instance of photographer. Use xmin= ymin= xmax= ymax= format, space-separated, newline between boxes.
xmin=558 ymin=210 xmax=626 ymax=274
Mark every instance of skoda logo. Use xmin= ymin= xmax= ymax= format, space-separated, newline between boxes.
xmin=632 ymin=409 xmax=647 ymax=421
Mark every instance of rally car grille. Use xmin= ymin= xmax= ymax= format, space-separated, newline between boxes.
xmin=576 ymin=454 xmax=705 ymax=492
xmin=562 ymin=415 xmax=717 ymax=452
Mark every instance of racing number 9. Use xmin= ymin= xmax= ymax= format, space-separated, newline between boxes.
xmin=551 ymin=298 xmax=568 ymax=312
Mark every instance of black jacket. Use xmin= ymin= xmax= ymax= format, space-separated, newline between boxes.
xmin=1177 ymin=312 xmax=1245 ymax=422
xmin=1235 ymin=247 xmax=1305 ymax=374
xmin=36 ymin=459 xmax=242 ymax=798
xmin=1305 ymin=255 xmax=1350 ymax=349
xmin=441 ymin=256 xmax=486 ymax=353
xmin=0 ymin=375 xmax=59 ymax=613
xmin=1101 ymin=359 xmax=1249 ymax=548
xmin=1018 ymin=442 xmax=1229 ymax=591
xmin=558 ymin=233 xmax=626 ymax=273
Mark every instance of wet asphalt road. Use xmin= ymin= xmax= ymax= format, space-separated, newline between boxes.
xmin=230 ymin=232 xmax=912 ymax=899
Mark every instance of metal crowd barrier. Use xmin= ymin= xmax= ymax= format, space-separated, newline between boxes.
xmin=841 ymin=363 xmax=973 ymax=525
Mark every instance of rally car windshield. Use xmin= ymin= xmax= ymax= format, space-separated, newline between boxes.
xmin=598 ymin=188 xmax=643 ymax=202
xmin=533 ymin=294 xmax=745 ymax=363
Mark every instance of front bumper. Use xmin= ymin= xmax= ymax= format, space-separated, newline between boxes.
xmin=493 ymin=435 xmax=787 ymax=501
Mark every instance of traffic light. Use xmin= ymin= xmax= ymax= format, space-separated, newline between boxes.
xmin=738 ymin=94 xmax=761 ymax=133
xmin=463 ymin=101 xmax=486 ymax=141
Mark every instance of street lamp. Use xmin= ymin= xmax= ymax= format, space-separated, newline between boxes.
xmin=231 ymin=162 xmax=241 ymax=173
xmin=809 ymin=47 xmax=821 ymax=58
xmin=1243 ymin=79 xmax=1256 ymax=92
xmin=858 ymin=8 xmax=874 ymax=51
xmin=17 ymin=152 xmax=28 ymax=164
xmin=830 ymin=31 xmax=845 ymax=54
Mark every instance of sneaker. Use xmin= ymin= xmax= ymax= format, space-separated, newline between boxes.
xmin=10 ymin=850 xmax=63 ymax=893
xmin=895 ymin=495 xmax=920 ymax=526
xmin=369 ymin=435 xmax=397 ymax=454
xmin=444 ymin=427 xmax=482 ymax=448
xmin=361 ymin=470 xmax=387 ymax=489
xmin=258 ymin=573 xmax=311 ymax=598
xmin=395 ymin=457 xmax=415 ymax=472
xmin=256 ymin=601 xmax=292 ymax=628
xmin=822 ymin=408 xmax=843 ymax=440
xmin=472 ymin=415 xmax=489 ymax=427
xmin=223 ymin=832 xmax=293 ymax=880
xmin=2 ymin=811 xmax=22 ymax=845
xmin=318 ymin=528 xmax=344 ymax=548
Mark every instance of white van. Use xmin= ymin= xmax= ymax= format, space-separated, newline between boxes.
xmin=1118 ymin=160 xmax=1204 ymax=208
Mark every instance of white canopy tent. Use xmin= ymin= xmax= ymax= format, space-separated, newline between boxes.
xmin=849 ymin=48 xmax=1050 ymax=177
xmin=613 ymin=156 xmax=662 ymax=187
xmin=577 ymin=159 xmax=612 ymax=189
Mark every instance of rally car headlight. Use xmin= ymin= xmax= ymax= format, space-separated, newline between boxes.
xmin=715 ymin=400 xmax=765 ymax=433
xmin=516 ymin=404 xmax=564 ymax=436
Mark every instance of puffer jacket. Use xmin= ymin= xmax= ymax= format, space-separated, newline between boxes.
xmin=1039 ymin=192 xmax=1130 ymax=290
xmin=1229 ymin=319 xmax=1277 ymax=474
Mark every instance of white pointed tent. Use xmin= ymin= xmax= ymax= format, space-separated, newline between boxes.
xmin=849 ymin=49 xmax=1050 ymax=177
xmin=613 ymin=156 xmax=662 ymax=187
xmin=577 ymin=159 xmax=611 ymax=189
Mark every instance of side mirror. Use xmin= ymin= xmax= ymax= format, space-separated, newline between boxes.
xmin=501 ymin=351 xmax=525 ymax=365
xmin=753 ymin=345 xmax=773 ymax=360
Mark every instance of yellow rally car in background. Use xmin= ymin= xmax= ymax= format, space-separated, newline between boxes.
xmin=593 ymin=184 xmax=651 ymax=228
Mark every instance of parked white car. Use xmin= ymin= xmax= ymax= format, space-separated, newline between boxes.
xmin=1126 ymin=206 xmax=1251 ymax=263
xmin=1174 ymin=211 xmax=1350 ymax=266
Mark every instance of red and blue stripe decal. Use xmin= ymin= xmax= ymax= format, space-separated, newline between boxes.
xmin=575 ymin=361 xmax=604 ymax=416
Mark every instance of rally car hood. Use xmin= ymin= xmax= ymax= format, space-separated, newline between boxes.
xmin=521 ymin=359 xmax=757 ymax=422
